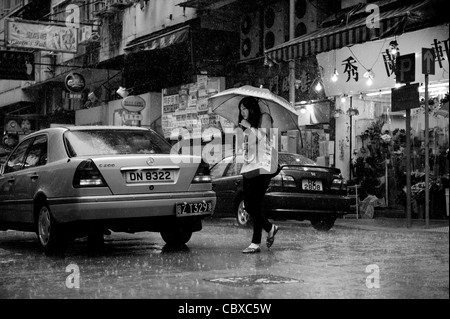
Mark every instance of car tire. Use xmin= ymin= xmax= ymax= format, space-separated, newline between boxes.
xmin=36 ymin=203 xmax=66 ymax=254
xmin=310 ymin=217 xmax=336 ymax=231
xmin=236 ymin=199 xmax=251 ymax=227
xmin=160 ymin=228 xmax=192 ymax=246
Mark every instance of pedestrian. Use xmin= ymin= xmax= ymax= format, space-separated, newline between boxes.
xmin=238 ymin=96 xmax=279 ymax=254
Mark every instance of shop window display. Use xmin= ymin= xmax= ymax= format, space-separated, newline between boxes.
xmin=352 ymin=93 xmax=449 ymax=219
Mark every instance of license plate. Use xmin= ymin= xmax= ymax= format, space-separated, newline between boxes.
xmin=126 ymin=170 xmax=174 ymax=183
xmin=176 ymin=201 xmax=213 ymax=217
xmin=302 ymin=179 xmax=323 ymax=191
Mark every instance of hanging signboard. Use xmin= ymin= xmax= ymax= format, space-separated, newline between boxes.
xmin=391 ymin=83 xmax=420 ymax=112
xmin=395 ymin=53 xmax=416 ymax=84
xmin=65 ymin=73 xmax=85 ymax=93
xmin=422 ymin=48 xmax=436 ymax=75
xmin=317 ymin=25 xmax=448 ymax=96
xmin=5 ymin=19 xmax=78 ymax=53
xmin=121 ymin=95 xmax=146 ymax=112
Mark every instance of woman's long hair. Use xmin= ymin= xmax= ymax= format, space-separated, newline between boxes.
xmin=238 ymin=96 xmax=261 ymax=128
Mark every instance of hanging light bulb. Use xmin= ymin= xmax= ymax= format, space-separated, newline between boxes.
xmin=315 ymin=81 xmax=322 ymax=92
xmin=389 ymin=40 xmax=399 ymax=55
xmin=300 ymin=106 xmax=307 ymax=114
xmin=364 ymin=69 xmax=375 ymax=86
xmin=340 ymin=94 xmax=347 ymax=103
xmin=331 ymin=69 xmax=338 ymax=82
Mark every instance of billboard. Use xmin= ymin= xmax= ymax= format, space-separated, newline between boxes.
xmin=5 ymin=19 xmax=78 ymax=53
xmin=0 ymin=50 xmax=35 ymax=81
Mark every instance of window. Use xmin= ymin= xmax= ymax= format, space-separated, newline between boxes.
xmin=210 ymin=158 xmax=232 ymax=179
xmin=64 ymin=129 xmax=173 ymax=157
xmin=225 ymin=161 xmax=243 ymax=177
xmin=4 ymin=138 xmax=34 ymax=174
xmin=24 ymin=135 xmax=48 ymax=169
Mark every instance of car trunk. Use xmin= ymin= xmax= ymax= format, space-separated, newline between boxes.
xmin=278 ymin=165 xmax=344 ymax=194
xmin=90 ymin=154 xmax=203 ymax=195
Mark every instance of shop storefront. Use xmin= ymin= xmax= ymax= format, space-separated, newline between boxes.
xmin=317 ymin=25 xmax=449 ymax=218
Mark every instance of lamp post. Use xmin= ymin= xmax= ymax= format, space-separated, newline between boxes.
xmin=349 ymin=96 xmax=353 ymax=180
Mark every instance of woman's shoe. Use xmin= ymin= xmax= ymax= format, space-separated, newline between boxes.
xmin=242 ymin=245 xmax=261 ymax=254
xmin=266 ymin=225 xmax=279 ymax=248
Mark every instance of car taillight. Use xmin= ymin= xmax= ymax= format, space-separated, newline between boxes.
xmin=282 ymin=175 xmax=296 ymax=188
xmin=269 ymin=173 xmax=296 ymax=188
xmin=192 ymin=160 xmax=212 ymax=183
xmin=331 ymin=174 xmax=347 ymax=191
xmin=73 ymin=160 xmax=107 ymax=188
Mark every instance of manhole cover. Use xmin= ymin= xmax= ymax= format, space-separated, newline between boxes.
xmin=205 ymin=274 xmax=300 ymax=287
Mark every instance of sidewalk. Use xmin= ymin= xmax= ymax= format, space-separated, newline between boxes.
xmin=335 ymin=217 xmax=449 ymax=233
xmin=206 ymin=216 xmax=449 ymax=233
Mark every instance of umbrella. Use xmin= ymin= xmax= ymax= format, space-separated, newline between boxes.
xmin=208 ymin=85 xmax=299 ymax=132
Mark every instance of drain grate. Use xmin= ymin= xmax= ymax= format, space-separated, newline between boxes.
xmin=205 ymin=274 xmax=300 ymax=287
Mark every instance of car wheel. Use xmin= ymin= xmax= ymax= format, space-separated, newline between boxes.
xmin=310 ymin=217 xmax=336 ymax=231
xmin=36 ymin=204 xmax=66 ymax=254
xmin=236 ymin=199 xmax=251 ymax=227
xmin=160 ymin=228 xmax=192 ymax=246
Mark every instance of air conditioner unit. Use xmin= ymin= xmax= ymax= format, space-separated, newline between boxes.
xmin=263 ymin=1 xmax=288 ymax=51
xmin=240 ymin=11 xmax=261 ymax=60
xmin=294 ymin=0 xmax=319 ymax=38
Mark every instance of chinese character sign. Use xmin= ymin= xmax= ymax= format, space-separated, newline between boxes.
xmin=6 ymin=20 xmax=78 ymax=53
xmin=342 ymin=56 xmax=359 ymax=82
xmin=316 ymin=25 xmax=448 ymax=96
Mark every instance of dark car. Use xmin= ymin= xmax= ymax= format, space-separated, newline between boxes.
xmin=210 ymin=152 xmax=350 ymax=231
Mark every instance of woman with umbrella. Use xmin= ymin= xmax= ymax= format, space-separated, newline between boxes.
xmin=238 ymin=96 xmax=279 ymax=254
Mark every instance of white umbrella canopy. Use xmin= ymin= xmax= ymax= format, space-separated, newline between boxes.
xmin=208 ymin=85 xmax=299 ymax=132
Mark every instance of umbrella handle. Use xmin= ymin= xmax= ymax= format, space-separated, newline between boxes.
xmin=243 ymin=135 xmax=255 ymax=163
xmin=243 ymin=150 xmax=255 ymax=163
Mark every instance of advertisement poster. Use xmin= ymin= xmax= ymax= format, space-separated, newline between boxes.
xmin=161 ymin=77 xmax=225 ymax=139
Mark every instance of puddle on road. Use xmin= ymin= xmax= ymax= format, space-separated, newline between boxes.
xmin=205 ymin=274 xmax=302 ymax=287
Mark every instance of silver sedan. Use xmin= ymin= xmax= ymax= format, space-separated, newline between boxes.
xmin=0 ymin=126 xmax=216 ymax=253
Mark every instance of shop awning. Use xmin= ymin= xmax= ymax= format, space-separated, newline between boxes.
xmin=177 ymin=0 xmax=238 ymax=10
xmin=124 ymin=26 xmax=190 ymax=53
xmin=265 ymin=0 xmax=444 ymax=63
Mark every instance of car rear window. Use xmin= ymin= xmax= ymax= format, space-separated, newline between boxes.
xmin=278 ymin=153 xmax=316 ymax=166
xmin=64 ymin=129 xmax=172 ymax=157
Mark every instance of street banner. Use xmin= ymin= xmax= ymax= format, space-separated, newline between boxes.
xmin=5 ymin=19 xmax=78 ymax=53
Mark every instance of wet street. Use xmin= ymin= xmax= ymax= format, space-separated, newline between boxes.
xmin=0 ymin=217 xmax=448 ymax=300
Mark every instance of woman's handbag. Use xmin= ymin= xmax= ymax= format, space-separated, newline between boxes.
xmin=240 ymin=128 xmax=278 ymax=178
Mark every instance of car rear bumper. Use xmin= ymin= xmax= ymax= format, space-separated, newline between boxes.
xmin=48 ymin=191 xmax=216 ymax=223
xmin=263 ymin=192 xmax=350 ymax=218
